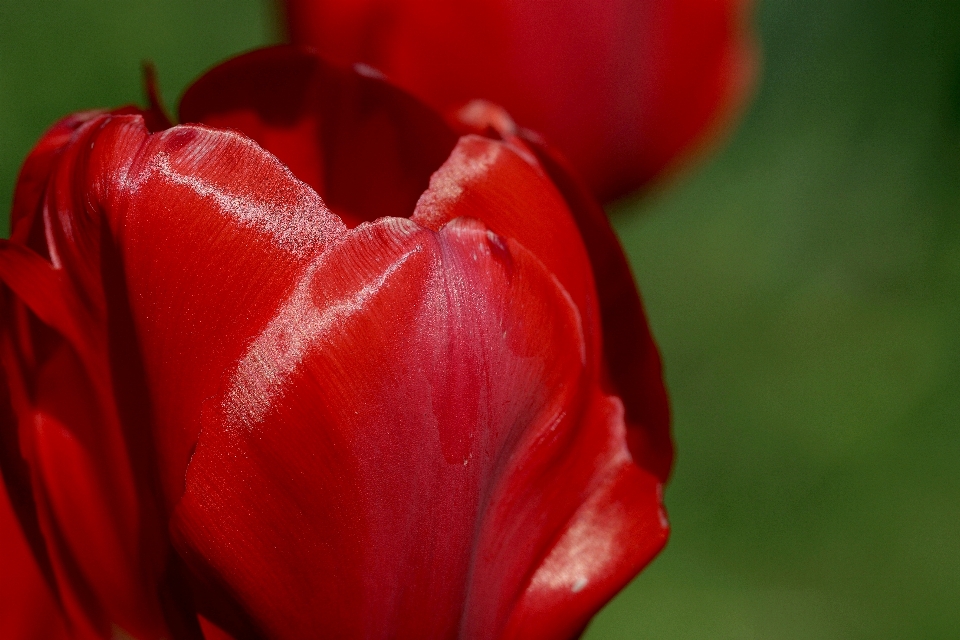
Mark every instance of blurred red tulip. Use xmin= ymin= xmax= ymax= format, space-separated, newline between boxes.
xmin=282 ymin=0 xmax=756 ymax=202
xmin=0 ymin=47 xmax=671 ymax=639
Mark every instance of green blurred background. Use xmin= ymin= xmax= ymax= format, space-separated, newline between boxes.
xmin=1 ymin=1 xmax=958 ymax=637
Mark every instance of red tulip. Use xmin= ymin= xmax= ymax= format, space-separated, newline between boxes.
xmin=0 ymin=46 xmax=671 ymax=639
xmin=281 ymin=0 xmax=756 ymax=203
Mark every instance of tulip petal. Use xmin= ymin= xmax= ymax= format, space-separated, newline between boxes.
xmin=1 ymin=111 xmax=345 ymax=638
xmin=0 ymin=483 xmax=70 ymax=640
xmin=504 ymin=459 xmax=667 ymax=639
xmin=450 ymin=101 xmax=673 ymax=481
xmin=161 ymin=214 xmax=656 ymax=638
xmin=9 ymin=108 xmax=148 ymax=250
xmin=0 ymin=367 xmax=70 ymax=640
xmin=180 ymin=46 xmax=459 ymax=226
xmin=0 ymin=114 xmax=192 ymax=639
xmin=283 ymin=0 xmax=756 ymax=201
xmin=89 ymin=114 xmax=347 ymax=637
xmin=411 ymin=133 xmax=603 ymax=376
xmin=73 ymin=116 xmax=346 ymax=512
xmin=198 ymin=615 xmax=240 ymax=640
xmin=525 ymin=140 xmax=673 ymax=481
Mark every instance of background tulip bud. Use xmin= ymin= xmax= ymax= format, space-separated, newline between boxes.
xmin=281 ymin=0 xmax=757 ymax=203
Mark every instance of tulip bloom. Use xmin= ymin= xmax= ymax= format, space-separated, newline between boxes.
xmin=0 ymin=47 xmax=671 ymax=639
xmin=282 ymin=0 xmax=756 ymax=202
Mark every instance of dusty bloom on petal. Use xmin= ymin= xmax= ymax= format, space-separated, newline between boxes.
xmin=282 ymin=0 xmax=756 ymax=202
xmin=0 ymin=47 xmax=671 ymax=639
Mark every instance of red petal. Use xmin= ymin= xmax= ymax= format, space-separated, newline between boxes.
xmin=4 ymin=110 xmax=348 ymax=637
xmin=504 ymin=460 xmax=667 ymax=638
xmin=10 ymin=113 xmax=98 ymax=252
xmin=0 ymin=483 xmax=70 ymax=640
xmin=180 ymin=46 xmax=458 ymax=226
xmin=0 ymin=370 xmax=70 ymax=640
xmin=283 ymin=0 xmax=755 ymax=201
xmin=198 ymin=615 xmax=239 ymax=640
xmin=163 ymin=214 xmax=655 ymax=638
xmin=10 ymin=107 xmax=170 ymax=250
xmin=523 ymin=140 xmax=673 ymax=481
xmin=3 ymin=110 xmax=339 ymax=637
xmin=411 ymin=133 xmax=603 ymax=376
xmin=447 ymin=104 xmax=673 ymax=481
xmin=0 ymin=114 xmax=187 ymax=639
xmin=79 ymin=116 xmax=346 ymax=512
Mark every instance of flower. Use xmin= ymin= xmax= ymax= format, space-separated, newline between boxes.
xmin=281 ymin=0 xmax=756 ymax=202
xmin=0 ymin=46 xmax=672 ymax=639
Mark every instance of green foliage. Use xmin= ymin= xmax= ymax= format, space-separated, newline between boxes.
xmin=588 ymin=0 xmax=960 ymax=637
xmin=0 ymin=0 xmax=276 ymax=231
